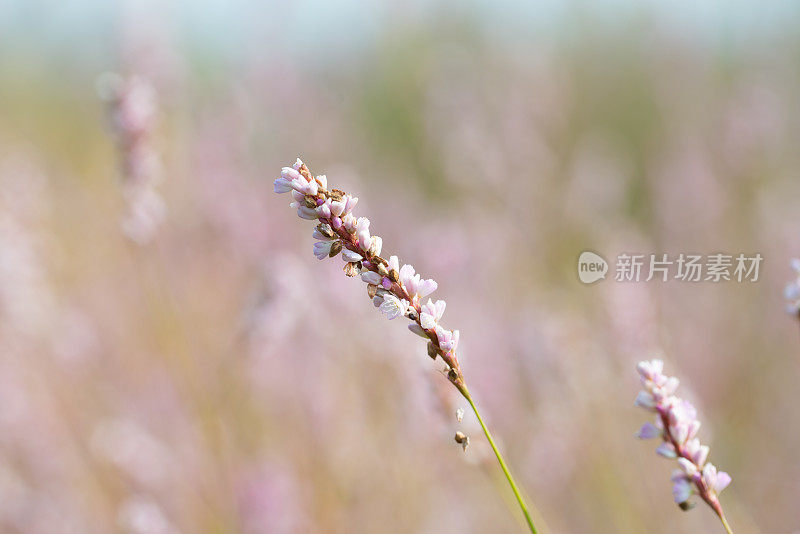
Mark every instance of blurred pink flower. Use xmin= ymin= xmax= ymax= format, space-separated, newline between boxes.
xmin=635 ymin=359 xmax=732 ymax=525
xmin=784 ymin=258 xmax=800 ymax=315
xmin=98 ymin=73 xmax=165 ymax=244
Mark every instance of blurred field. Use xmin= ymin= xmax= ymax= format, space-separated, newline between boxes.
xmin=1 ymin=1 xmax=800 ymax=533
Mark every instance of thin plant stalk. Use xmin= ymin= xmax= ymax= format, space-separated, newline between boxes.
xmin=460 ymin=386 xmax=538 ymax=534
xmin=719 ymin=513 xmax=734 ymax=534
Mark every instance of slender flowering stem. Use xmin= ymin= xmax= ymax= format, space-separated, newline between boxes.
xmin=461 ymin=387 xmax=538 ymax=533
xmin=274 ymin=158 xmax=539 ymax=533
xmin=635 ymin=359 xmax=733 ymax=533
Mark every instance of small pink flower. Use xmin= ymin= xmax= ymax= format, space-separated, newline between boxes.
xmin=315 ymin=199 xmax=332 ymax=219
xmin=342 ymin=249 xmax=363 ymax=263
xmin=636 ymin=422 xmax=661 ymax=439
xmin=313 ymin=241 xmax=334 ymax=260
xmin=361 ymin=271 xmax=381 ymax=285
xmin=784 ymin=258 xmax=800 ymax=314
xmin=398 ymin=264 xmax=437 ymax=301
xmin=342 ymin=214 xmax=357 ymax=233
xmin=355 ymin=217 xmax=372 ymax=251
xmin=420 ymin=299 xmax=446 ymax=330
xmin=435 ymin=325 xmax=459 ymax=353
xmin=656 ymin=442 xmax=677 ymax=458
xmin=274 ymin=177 xmax=293 ymax=193
xmin=379 ymin=294 xmax=409 ymax=320
xmin=387 ymin=255 xmax=400 ymax=273
xmin=369 ymin=236 xmax=382 ymax=256
xmin=672 ymin=478 xmax=692 ymax=504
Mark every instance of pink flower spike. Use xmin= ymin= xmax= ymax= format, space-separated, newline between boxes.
xmin=633 ymin=359 xmax=733 ymax=523
xmin=273 ymin=158 xmax=468 ymax=427
xmin=271 ymin=158 xmax=519 ymax=528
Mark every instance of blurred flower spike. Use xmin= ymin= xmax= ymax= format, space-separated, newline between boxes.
xmin=635 ymin=359 xmax=733 ymax=532
xmin=98 ymin=72 xmax=165 ymax=245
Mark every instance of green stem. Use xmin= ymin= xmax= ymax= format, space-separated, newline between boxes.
xmin=719 ymin=512 xmax=733 ymax=534
xmin=462 ymin=388 xmax=538 ymax=534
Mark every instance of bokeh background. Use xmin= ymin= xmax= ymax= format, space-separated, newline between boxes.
xmin=1 ymin=1 xmax=800 ymax=532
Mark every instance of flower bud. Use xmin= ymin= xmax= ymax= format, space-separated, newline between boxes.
xmin=427 ymin=342 xmax=438 ymax=359
xmin=329 ymin=240 xmax=343 ymax=258
xmin=454 ymin=431 xmax=469 ymax=452
xmin=316 ymin=222 xmax=335 ymax=238
xmin=343 ymin=262 xmax=359 ymax=277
